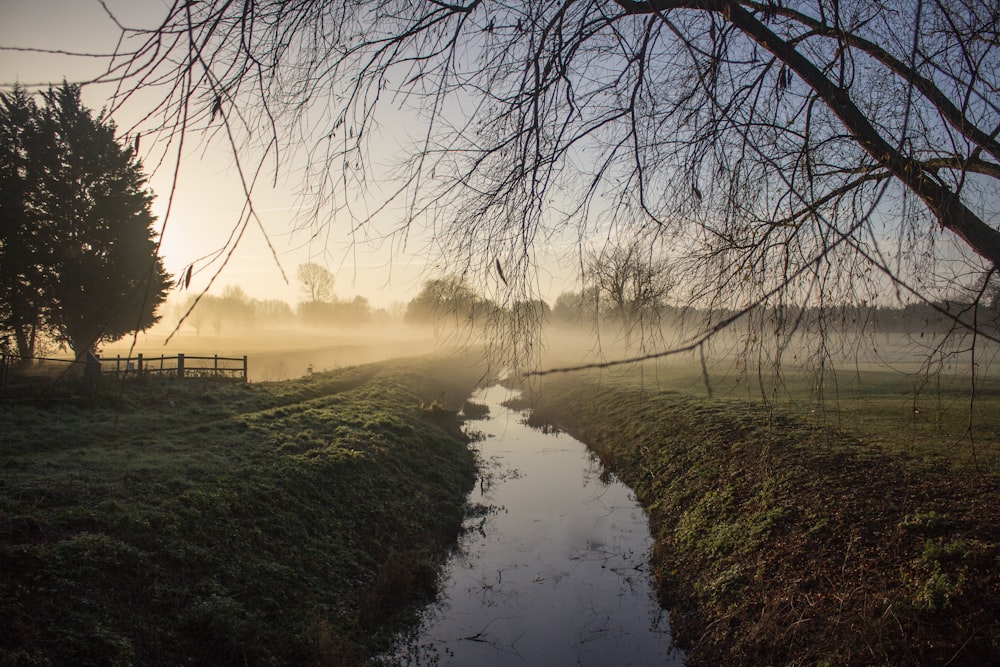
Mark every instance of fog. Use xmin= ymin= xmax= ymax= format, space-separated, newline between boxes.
xmin=99 ymin=321 xmax=441 ymax=382
xmin=96 ymin=311 xmax=1000 ymax=389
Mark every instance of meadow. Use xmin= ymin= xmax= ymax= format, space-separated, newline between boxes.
xmin=0 ymin=355 xmax=483 ymax=665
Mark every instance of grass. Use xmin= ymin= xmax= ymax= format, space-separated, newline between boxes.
xmin=1 ymin=355 xmax=484 ymax=665
xmin=521 ymin=364 xmax=1000 ymax=665
xmin=546 ymin=359 xmax=1000 ymax=473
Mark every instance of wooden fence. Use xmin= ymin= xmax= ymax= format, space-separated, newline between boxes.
xmin=1 ymin=352 xmax=247 ymax=398
xmin=0 ymin=353 xmax=87 ymax=381
xmin=101 ymin=353 xmax=248 ymax=381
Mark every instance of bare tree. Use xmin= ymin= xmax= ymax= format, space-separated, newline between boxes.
xmin=45 ymin=0 xmax=1000 ymax=371
xmin=551 ymin=289 xmax=602 ymax=329
xmin=178 ymin=295 xmax=206 ymax=336
xmin=586 ymin=239 xmax=675 ymax=333
xmin=297 ymin=262 xmax=335 ymax=303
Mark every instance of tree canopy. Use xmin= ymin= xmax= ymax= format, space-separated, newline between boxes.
xmin=82 ymin=1 xmax=1000 ymax=367
xmin=0 ymin=83 xmax=171 ymax=359
xmin=404 ymin=277 xmax=487 ymax=327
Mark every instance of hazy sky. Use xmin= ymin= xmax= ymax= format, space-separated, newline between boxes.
xmin=0 ymin=0 xmax=581 ymax=311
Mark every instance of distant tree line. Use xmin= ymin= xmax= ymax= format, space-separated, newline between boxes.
xmin=176 ymin=263 xmax=380 ymax=334
xmin=400 ymin=270 xmax=1000 ymax=343
xmin=97 ymin=0 xmax=1000 ymax=381
xmin=548 ymin=285 xmax=1000 ymax=338
xmin=172 ymin=255 xmax=1000 ymax=342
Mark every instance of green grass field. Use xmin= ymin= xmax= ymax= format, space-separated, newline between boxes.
xmin=1 ymin=355 xmax=483 ymax=665
xmin=534 ymin=354 xmax=1000 ymax=473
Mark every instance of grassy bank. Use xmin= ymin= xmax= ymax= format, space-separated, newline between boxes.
xmin=523 ymin=369 xmax=1000 ymax=665
xmin=1 ymin=355 xmax=483 ymax=665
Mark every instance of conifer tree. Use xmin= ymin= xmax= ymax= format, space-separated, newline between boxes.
xmin=0 ymin=83 xmax=171 ymax=359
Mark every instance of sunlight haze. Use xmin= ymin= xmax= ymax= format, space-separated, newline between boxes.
xmin=0 ymin=0 xmax=577 ymax=313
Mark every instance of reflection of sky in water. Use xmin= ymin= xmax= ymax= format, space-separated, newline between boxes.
xmin=389 ymin=385 xmax=685 ymax=666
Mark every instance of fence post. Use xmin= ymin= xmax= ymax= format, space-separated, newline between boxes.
xmin=243 ymin=355 xmax=248 ymax=382
xmin=177 ymin=353 xmax=185 ymax=379
xmin=214 ymin=354 xmax=218 ymax=376
xmin=137 ymin=353 xmax=143 ymax=375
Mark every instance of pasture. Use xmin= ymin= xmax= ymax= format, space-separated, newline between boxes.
xmin=97 ymin=322 xmax=441 ymax=382
xmin=535 ymin=328 xmax=1000 ymax=473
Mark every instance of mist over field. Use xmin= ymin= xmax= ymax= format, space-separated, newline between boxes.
xmin=99 ymin=322 xmax=438 ymax=382
xmin=93 ymin=309 xmax=1000 ymax=390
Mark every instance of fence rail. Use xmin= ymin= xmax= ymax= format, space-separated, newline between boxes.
xmin=100 ymin=353 xmax=248 ymax=381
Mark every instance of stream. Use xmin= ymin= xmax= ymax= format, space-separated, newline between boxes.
xmin=388 ymin=385 xmax=684 ymax=665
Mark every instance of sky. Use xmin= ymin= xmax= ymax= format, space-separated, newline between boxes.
xmin=0 ymin=0 xmax=582 ymax=311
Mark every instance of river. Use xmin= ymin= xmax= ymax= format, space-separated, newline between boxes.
xmin=387 ymin=385 xmax=684 ymax=666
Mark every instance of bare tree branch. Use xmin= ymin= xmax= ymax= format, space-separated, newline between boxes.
xmin=19 ymin=0 xmax=996 ymax=373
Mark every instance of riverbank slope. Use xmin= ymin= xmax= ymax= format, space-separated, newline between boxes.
xmin=1 ymin=356 xmax=482 ymax=665
xmin=524 ymin=373 xmax=1000 ymax=665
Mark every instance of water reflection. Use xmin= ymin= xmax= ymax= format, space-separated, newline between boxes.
xmin=389 ymin=385 xmax=684 ymax=666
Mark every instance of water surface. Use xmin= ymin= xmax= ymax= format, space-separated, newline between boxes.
xmin=390 ymin=385 xmax=683 ymax=666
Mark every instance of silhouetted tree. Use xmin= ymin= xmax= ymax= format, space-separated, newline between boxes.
xmin=185 ymin=286 xmax=256 ymax=335
xmin=297 ymin=262 xmax=334 ymax=303
xmin=510 ymin=299 xmax=551 ymax=325
xmin=551 ymin=289 xmax=601 ymax=329
xmin=192 ymin=295 xmax=226 ymax=336
xmin=253 ymin=298 xmax=294 ymax=322
xmin=0 ymin=83 xmax=171 ymax=359
xmin=404 ymin=277 xmax=484 ymax=329
xmin=586 ymin=240 xmax=675 ymax=332
xmin=178 ymin=295 xmax=207 ymax=335
xmin=297 ymin=295 xmax=370 ymax=326
xmin=332 ymin=295 xmax=372 ymax=326
xmin=212 ymin=285 xmax=254 ymax=329
xmin=298 ymin=300 xmax=336 ymax=327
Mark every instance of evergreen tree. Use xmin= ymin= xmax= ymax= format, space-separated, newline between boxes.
xmin=0 ymin=83 xmax=171 ymax=359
